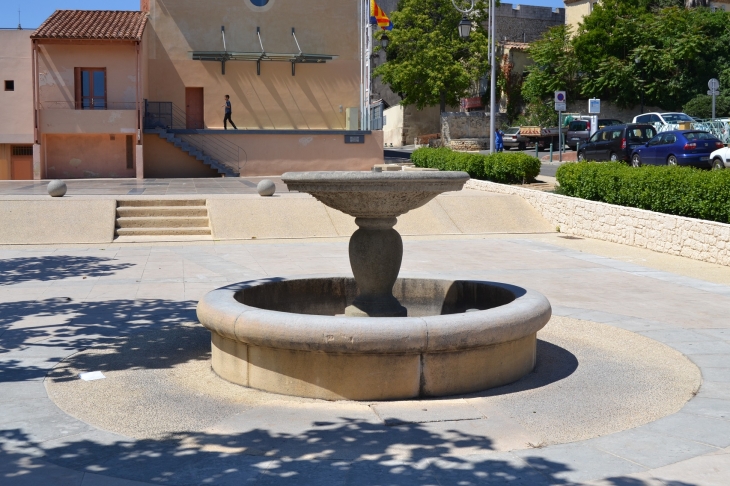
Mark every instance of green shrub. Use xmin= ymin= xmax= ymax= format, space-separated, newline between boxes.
xmin=411 ymin=148 xmax=541 ymax=184
xmin=555 ymin=162 xmax=730 ymax=224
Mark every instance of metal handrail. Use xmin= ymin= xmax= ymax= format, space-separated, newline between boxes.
xmin=144 ymin=100 xmax=248 ymax=174
xmin=654 ymin=118 xmax=730 ymax=144
xmin=40 ymin=101 xmax=137 ymax=110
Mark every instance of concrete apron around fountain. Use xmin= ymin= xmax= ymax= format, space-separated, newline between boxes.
xmin=196 ymin=171 xmax=553 ymax=401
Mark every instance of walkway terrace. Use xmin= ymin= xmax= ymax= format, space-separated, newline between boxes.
xmin=0 ymin=185 xmax=729 ymax=486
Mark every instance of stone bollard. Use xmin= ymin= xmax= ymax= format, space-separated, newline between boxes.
xmin=257 ymin=179 xmax=276 ymax=197
xmin=47 ymin=180 xmax=67 ymax=197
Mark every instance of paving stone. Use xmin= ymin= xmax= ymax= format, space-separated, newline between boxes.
xmin=590 ymin=428 xmax=717 ymax=469
xmin=679 ymin=397 xmax=730 ymax=420
xmin=513 ymin=443 xmax=646 ymax=484
xmin=643 ymin=412 xmax=730 ymax=448
xmin=370 ymin=400 xmax=485 ymax=426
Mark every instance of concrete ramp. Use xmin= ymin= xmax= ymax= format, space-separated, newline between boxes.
xmin=0 ymin=189 xmax=553 ymax=245
xmin=207 ymin=189 xmax=553 ymax=240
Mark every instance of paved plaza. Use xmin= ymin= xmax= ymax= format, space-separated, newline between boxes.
xmin=1 ymin=229 xmax=729 ymax=485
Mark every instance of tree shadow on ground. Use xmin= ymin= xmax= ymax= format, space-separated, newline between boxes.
xmin=0 ymin=256 xmax=135 ymax=286
xmin=0 ymin=297 xmax=204 ymax=379
xmin=0 ymin=421 xmax=699 ymax=486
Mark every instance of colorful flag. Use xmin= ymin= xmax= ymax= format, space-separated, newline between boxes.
xmin=370 ymin=0 xmax=393 ymax=30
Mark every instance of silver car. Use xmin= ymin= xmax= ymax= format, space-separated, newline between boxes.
xmin=503 ymin=127 xmax=528 ymax=150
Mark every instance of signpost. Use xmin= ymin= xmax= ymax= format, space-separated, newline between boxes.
xmin=555 ymin=91 xmax=566 ymax=162
xmin=589 ymin=98 xmax=600 ymax=114
xmin=708 ymin=78 xmax=720 ymax=120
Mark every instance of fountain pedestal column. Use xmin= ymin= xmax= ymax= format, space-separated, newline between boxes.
xmin=346 ymin=217 xmax=406 ymax=317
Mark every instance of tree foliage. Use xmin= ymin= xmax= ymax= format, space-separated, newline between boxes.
xmin=374 ymin=0 xmax=490 ymax=112
xmin=683 ymin=94 xmax=730 ymax=118
xmin=522 ymin=1 xmax=730 ymax=115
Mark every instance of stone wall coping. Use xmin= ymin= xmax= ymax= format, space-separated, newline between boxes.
xmin=466 ymin=179 xmax=730 ymax=230
xmin=465 ymin=179 xmax=730 ymax=266
xmin=196 ymin=276 xmax=552 ymax=354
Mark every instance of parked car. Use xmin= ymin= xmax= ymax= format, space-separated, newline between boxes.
xmin=632 ymin=112 xmax=694 ymax=131
xmin=630 ymin=130 xmax=724 ymax=168
xmin=566 ymin=118 xmax=623 ymax=150
xmin=710 ymin=145 xmax=730 ymax=169
xmin=503 ymin=127 xmax=528 ymax=150
xmin=577 ymin=124 xmax=656 ymax=162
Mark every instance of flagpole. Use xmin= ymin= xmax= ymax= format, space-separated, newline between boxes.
xmin=360 ymin=0 xmax=365 ymax=130
xmin=489 ymin=0 xmax=496 ymax=155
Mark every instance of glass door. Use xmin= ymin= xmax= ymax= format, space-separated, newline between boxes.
xmin=76 ymin=68 xmax=106 ymax=109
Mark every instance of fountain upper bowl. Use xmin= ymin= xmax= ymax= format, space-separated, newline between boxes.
xmin=281 ymin=171 xmax=470 ymax=218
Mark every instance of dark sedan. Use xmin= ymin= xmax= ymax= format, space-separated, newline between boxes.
xmin=630 ymin=130 xmax=724 ymax=168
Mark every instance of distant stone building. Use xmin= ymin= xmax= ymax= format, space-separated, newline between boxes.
xmin=494 ymin=3 xmax=565 ymax=43
xmin=376 ymin=2 xmax=563 ymax=146
xmin=565 ymin=0 xmax=730 ymax=33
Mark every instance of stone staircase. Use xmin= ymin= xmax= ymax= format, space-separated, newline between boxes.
xmin=152 ymin=128 xmax=238 ymax=177
xmin=115 ymin=199 xmax=212 ymax=238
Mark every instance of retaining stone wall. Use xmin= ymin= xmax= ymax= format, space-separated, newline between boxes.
xmin=466 ymin=179 xmax=730 ymax=266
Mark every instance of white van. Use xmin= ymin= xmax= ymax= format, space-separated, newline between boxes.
xmin=632 ymin=112 xmax=694 ymax=131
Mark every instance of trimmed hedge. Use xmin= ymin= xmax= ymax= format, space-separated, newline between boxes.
xmin=556 ymin=162 xmax=730 ymax=224
xmin=411 ymin=147 xmax=541 ymax=184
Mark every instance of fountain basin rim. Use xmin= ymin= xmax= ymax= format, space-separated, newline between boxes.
xmin=281 ymin=171 xmax=471 ymax=187
xmin=196 ymin=276 xmax=552 ymax=355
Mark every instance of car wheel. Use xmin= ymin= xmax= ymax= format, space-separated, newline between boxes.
xmin=578 ymin=151 xmax=585 ymax=162
xmin=610 ymin=152 xmax=618 ymax=162
xmin=631 ymin=154 xmax=641 ymax=167
xmin=667 ymin=155 xmax=678 ymax=166
xmin=713 ymin=158 xmax=725 ymax=170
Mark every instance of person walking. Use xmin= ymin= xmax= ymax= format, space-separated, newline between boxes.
xmin=222 ymin=95 xmax=237 ymax=130
xmin=495 ymin=127 xmax=504 ymax=152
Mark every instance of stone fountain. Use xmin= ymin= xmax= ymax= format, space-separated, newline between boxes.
xmin=197 ymin=171 xmax=551 ymax=400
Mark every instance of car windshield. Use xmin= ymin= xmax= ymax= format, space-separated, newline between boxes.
xmin=684 ymin=131 xmax=715 ymax=141
xmin=504 ymin=127 xmax=520 ymax=134
xmin=599 ymin=120 xmax=621 ymax=127
xmin=627 ymin=126 xmax=656 ymax=142
xmin=662 ymin=113 xmax=693 ymax=123
xmin=570 ymin=121 xmax=588 ymax=131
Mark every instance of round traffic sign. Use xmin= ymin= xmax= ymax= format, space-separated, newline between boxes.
xmin=709 ymin=78 xmax=720 ymax=90
xmin=556 ymin=92 xmax=566 ymax=102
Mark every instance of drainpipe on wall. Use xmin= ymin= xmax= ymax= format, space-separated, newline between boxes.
xmin=32 ymin=40 xmax=38 ymax=144
xmin=32 ymin=39 xmax=42 ymax=180
xmin=135 ymin=40 xmax=144 ymax=180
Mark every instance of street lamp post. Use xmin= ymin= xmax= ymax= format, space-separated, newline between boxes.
xmin=635 ymin=56 xmax=644 ymax=115
xmin=452 ymin=0 xmax=496 ymax=154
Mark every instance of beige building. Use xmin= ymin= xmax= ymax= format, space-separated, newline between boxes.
xmin=3 ymin=0 xmax=380 ymax=180
xmin=32 ymin=10 xmax=147 ymax=180
xmin=0 ymin=30 xmax=34 ymax=180
xmin=565 ymin=0 xmax=730 ymax=32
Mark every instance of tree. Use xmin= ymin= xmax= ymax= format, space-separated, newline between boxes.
xmin=573 ymin=1 xmax=730 ymax=110
xmin=521 ymin=25 xmax=579 ymax=103
xmin=683 ymin=94 xmax=730 ymax=118
xmin=517 ymin=24 xmax=578 ymax=127
xmin=374 ymin=0 xmax=490 ymax=112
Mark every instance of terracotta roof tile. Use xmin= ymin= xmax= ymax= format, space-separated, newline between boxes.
xmin=32 ymin=10 xmax=148 ymax=41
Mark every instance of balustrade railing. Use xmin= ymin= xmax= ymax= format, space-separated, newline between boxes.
xmin=144 ymin=100 xmax=247 ymax=174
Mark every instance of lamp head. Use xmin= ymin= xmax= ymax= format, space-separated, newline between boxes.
xmin=458 ymin=16 xmax=472 ymax=39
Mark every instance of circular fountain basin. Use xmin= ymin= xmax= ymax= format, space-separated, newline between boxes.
xmin=197 ymin=277 xmax=552 ymax=401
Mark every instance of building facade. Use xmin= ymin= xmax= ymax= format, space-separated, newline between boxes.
xmin=0 ymin=30 xmax=34 ymax=180
xmin=565 ymin=0 xmax=730 ymax=33
xmin=2 ymin=0 xmax=381 ymax=180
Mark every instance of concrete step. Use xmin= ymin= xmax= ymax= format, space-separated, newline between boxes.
xmin=115 ymin=227 xmax=212 ymax=236
xmin=116 ymin=216 xmax=210 ymax=229
xmin=116 ymin=206 xmax=208 ymax=217
xmin=118 ymin=199 xmax=207 ymax=207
